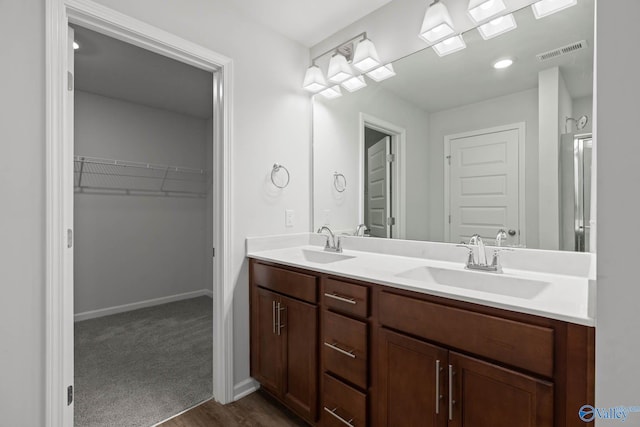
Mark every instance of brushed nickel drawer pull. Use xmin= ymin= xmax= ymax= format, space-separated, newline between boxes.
xmin=435 ymin=359 xmax=441 ymax=414
xmin=324 ymin=341 xmax=356 ymax=359
xmin=448 ymin=364 xmax=455 ymax=421
xmin=277 ymin=303 xmax=286 ymax=336
xmin=272 ymin=300 xmax=276 ymax=334
xmin=324 ymin=292 xmax=356 ymax=305
xmin=324 ymin=406 xmax=355 ymax=427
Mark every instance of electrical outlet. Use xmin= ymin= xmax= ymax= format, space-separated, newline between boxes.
xmin=285 ymin=209 xmax=294 ymax=227
xmin=323 ymin=209 xmax=331 ymax=225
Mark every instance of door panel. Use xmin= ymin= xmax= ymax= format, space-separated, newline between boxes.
xmin=449 ymin=129 xmax=519 ymax=245
xmin=378 ymin=328 xmax=448 ymax=427
xmin=252 ymin=288 xmax=282 ymax=394
xmin=281 ymin=294 xmax=318 ymax=422
xmin=449 ymin=352 xmax=553 ymax=427
xmin=367 ymin=136 xmax=390 ymax=238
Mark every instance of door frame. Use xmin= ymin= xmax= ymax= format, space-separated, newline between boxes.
xmin=443 ymin=122 xmax=526 ymax=245
xmin=45 ymin=1 xmax=235 ymax=426
xmin=359 ymin=113 xmax=406 ymax=239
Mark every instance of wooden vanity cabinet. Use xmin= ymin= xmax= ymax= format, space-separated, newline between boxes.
xmin=250 ymin=261 xmax=319 ymax=423
xmin=249 ymin=259 xmax=594 ymax=427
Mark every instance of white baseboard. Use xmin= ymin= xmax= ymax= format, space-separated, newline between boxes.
xmin=74 ymin=289 xmax=213 ymax=322
xmin=233 ymin=378 xmax=260 ymax=401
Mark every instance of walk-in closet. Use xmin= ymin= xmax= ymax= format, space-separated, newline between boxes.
xmin=72 ymin=26 xmax=214 ymax=427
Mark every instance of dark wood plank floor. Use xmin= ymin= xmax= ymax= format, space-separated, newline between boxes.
xmin=159 ymin=390 xmax=308 ymax=427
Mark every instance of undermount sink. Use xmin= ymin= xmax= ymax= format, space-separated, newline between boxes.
xmin=301 ymin=249 xmax=355 ymax=264
xmin=395 ymin=266 xmax=550 ymax=299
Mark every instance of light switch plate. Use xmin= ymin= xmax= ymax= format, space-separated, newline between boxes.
xmin=285 ymin=209 xmax=294 ymax=227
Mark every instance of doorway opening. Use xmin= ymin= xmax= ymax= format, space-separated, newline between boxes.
xmin=359 ymin=114 xmax=406 ymax=240
xmin=46 ymin=3 xmax=234 ymax=427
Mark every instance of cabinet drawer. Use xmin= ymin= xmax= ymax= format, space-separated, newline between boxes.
xmin=379 ymin=291 xmax=554 ymax=377
xmin=323 ymin=310 xmax=367 ymax=389
xmin=323 ymin=278 xmax=368 ymax=318
xmin=252 ymin=262 xmax=317 ymax=304
xmin=322 ymin=374 xmax=367 ymax=427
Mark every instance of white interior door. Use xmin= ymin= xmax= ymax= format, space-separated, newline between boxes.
xmin=447 ymin=128 xmax=520 ymax=245
xmin=367 ymin=136 xmax=390 ymax=238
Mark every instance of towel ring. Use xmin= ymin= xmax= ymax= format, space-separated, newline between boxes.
xmin=333 ymin=172 xmax=347 ymax=193
xmin=271 ymin=164 xmax=290 ymax=189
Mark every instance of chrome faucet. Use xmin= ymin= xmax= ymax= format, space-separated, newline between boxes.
xmin=457 ymin=234 xmax=512 ymax=273
xmin=317 ymin=226 xmax=342 ymax=253
xmin=355 ymin=223 xmax=368 ymax=237
xmin=495 ymin=229 xmax=508 ymax=247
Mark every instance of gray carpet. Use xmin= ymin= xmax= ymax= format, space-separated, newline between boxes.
xmin=74 ymin=296 xmax=213 ymax=427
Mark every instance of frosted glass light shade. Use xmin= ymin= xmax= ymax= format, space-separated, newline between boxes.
xmin=433 ymin=35 xmax=466 ymax=57
xmin=341 ymin=76 xmax=367 ymax=92
xmin=319 ymin=85 xmax=343 ymax=99
xmin=302 ymin=64 xmax=327 ymax=92
xmin=352 ymin=38 xmax=381 ymax=72
xmin=419 ymin=2 xmax=455 ymax=43
xmin=468 ymin=0 xmax=507 ymax=23
xmin=366 ymin=64 xmax=396 ymax=82
xmin=478 ymin=14 xmax=517 ymax=40
xmin=532 ymin=0 xmax=577 ymax=19
xmin=327 ymin=54 xmax=353 ymax=84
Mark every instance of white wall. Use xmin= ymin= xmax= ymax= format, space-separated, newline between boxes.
xmin=74 ymin=91 xmax=208 ymax=315
xmin=0 ymin=0 xmax=310 ymax=422
xmin=596 ymin=0 xmax=640 ymax=417
xmin=0 ymin=1 xmax=46 ymax=426
xmin=427 ymin=89 xmax=539 ymax=247
xmin=313 ymin=86 xmax=430 ymax=240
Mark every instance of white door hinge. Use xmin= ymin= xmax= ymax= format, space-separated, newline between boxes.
xmin=67 ymin=229 xmax=73 ymax=248
xmin=386 ymin=154 xmax=395 ymax=163
xmin=446 ymin=155 xmax=451 ymax=165
xmin=67 ymin=71 xmax=74 ymax=91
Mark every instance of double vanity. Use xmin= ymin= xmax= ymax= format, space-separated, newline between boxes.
xmin=247 ymin=233 xmax=595 ymax=427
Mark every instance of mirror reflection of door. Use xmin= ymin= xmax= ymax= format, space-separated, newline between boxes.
xmin=365 ymin=129 xmax=392 ymax=238
xmin=446 ymin=125 xmax=522 ymax=245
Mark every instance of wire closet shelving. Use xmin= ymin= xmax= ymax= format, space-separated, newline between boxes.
xmin=74 ymin=156 xmax=211 ymax=197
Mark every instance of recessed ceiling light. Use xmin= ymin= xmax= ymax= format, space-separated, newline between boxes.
xmin=73 ymin=41 xmax=80 ymax=50
xmin=493 ymin=58 xmax=514 ymax=69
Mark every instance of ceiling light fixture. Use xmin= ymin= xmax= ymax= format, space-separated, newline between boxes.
xmin=73 ymin=41 xmax=80 ymax=50
xmin=327 ymin=53 xmax=353 ymax=84
xmin=352 ymin=37 xmax=381 ymax=72
xmin=468 ymin=0 xmax=507 ymax=23
xmin=433 ymin=35 xmax=467 ymax=57
xmin=419 ymin=0 xmax=456 ymax=44
xmin=531 ymin=0 xmax=577 ymax=19
xmin=478 ymin=13 xmax=517 ymax=39
xmin=366 ymin=64 xmax=396 ymax=82
xmin=319 ymin=85 xmax=343 ymax=99
xmin=303 ymin=32 xmax=391 ymax=95
xmin=493 ymin=58 xmax=514 ymax=69
xmin=341 ymin=76 xmax=367 ymax=92
xmin=302 ymin=64 xmax=327 ymax=93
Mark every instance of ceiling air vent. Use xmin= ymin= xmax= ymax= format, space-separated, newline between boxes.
xmin=536 ymin=40 xmax=588 ymax=62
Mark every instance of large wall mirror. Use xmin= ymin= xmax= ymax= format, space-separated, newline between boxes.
xmin=313 ymin=0 xmax=594 ymax=252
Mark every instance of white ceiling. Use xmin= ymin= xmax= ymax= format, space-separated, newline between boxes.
xmin=230 ymin=0 xmax=393 ymax=47
xmin=73 ymin=26 xmax=213 ymax=119
xmin=369 ymin=0 xmax=594 ymax=113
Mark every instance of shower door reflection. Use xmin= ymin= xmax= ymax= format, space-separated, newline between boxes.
xmin=560 ymin=134 xmax=593 ymax=252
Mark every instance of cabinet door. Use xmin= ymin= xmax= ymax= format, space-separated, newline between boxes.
xmin=449 ymin=352 xmax=553 ymax=427
xmin=280 ymin=294 xmax=318 ymax=422
xmin=251 ymin=287 xmax=282 ymax=395
xmin=378 ymin=328 xmax=448 ymax=427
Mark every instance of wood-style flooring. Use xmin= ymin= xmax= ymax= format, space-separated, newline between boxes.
xmin=159 ymin=390 xmax=308 ymax=427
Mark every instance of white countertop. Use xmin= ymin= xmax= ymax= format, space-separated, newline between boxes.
xmin=246 ymin=234 xmax=595 ymax=326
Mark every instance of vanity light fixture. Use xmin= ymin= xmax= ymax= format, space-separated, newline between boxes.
xmin=366 ymin=64 xmax=396 ymax=82
xmin=419 ymin=0 xmax=456 ymax=44
xmin=303 ymin=64 xmax=327 ymax=93
xmin=73 ymin=41 xmax=80 ymax=50
xmin=352 ymin=37 xmax=381 ymax=72
xmin=319 ymin=85 xmax=343 ymax=99
xmin=341 ymin=76 xmax=367 ymax=92
xmin=532 ymin=0 xmax=577 ymax=19
xmin=468 ymin=0 xmax=507 ymax=23
xmin=327 ymin=53 xmax=353 ymax=84
xmin=478 ymin=13 xmax=518 ymax=40
xmin=493 ymin=58 xmax=513 ymax=69
xmin=433 ymin=35 xmax=467 ymax=57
